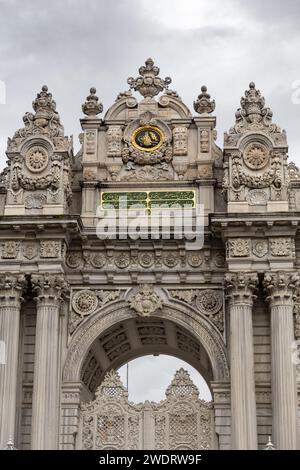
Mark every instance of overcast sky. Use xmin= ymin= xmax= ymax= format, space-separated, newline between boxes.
xmin=1 ymin=0 xmax=300 ymax=169
xmin=0 ymin=0 xmax=299 ymax=397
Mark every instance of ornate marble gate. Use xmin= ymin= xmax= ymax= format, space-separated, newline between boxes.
xmin=78 ymin=369 xmax=216 ymax=450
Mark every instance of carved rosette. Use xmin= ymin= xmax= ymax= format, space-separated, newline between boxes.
xmin=169 ymin=289 xmax=224 ymax=333
xmin=263 ymin=272 xmax=300 ymax=307
xmin=69 ymin=290 xmax=120 ymax=334
xmin=225 ymin=272 xmax=258 ymax=306
xmin=129 ymin=285 xmax=163 ymax=316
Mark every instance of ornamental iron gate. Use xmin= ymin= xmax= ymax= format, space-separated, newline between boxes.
xmin=78 ymin=368 xmax=216 ymax=450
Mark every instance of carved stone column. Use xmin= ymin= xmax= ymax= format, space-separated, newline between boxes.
xmin=0 ymin=274 xmax=26 ymax=448
xmin=31 ymin=273 xmax=69 ymax=450
xmin=263 ymin=272 xmax=299 ymax=449
xmin=225 ymin=272 xmax=258 ymax=449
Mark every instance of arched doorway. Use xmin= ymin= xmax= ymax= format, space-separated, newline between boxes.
xmin=61 ymin=298 xmax=229 ymax=450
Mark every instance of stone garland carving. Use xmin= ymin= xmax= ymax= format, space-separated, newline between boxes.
xmin=229 ymin=150 xmax=282 ymax=191
xmin=70 ymin=289 xmax=120 ymax=334
xmin=172 ymin=126 xmax=188 ymax=156
xmin=169 ymin=289 xmax=224 ymax=333
xmin=129 ymin=285 xmax=163 ymax=317
xmin=106 ymin=126 xmax=123 ymax=157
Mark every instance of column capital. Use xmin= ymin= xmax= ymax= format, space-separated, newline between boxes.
xmin=0 ymin=273 xmax=27 ymax=303
xmin=263 ymin=271 xmax=299 ymax=307
xmin=31 ymin=273 xmax=69 ymax=304
xmin=224 ymin=272 xmax=258 ymax=306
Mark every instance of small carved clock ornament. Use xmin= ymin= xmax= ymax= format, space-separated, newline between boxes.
xmin=131 ymin=125 xmax=164 ymax=152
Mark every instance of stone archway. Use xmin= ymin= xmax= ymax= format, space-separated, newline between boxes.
xmin=60 ymin=296 xmax=229 ymax=450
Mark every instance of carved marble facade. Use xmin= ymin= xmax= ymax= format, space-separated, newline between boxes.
xmin=0 ymin=59 xmax=299 ymax=450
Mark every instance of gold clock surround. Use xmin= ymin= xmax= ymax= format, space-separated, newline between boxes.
xmin=131 ymin=125 xmax=164 ymax=152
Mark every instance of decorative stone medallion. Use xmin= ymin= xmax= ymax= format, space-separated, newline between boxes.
xmin=25 ymin=146 xmax=49 ymax=173
xmin=186 ymin=252 xmax=203 ymax=268
xmin=138 ymin=252 xmax=155 ymax=268
xmin=243 ymin=143 xmax=269 ymax=170
xmin=131 ymin=125 xmax=164 ymax=152
xmin=72 ymin=290 xmax=98 ymax=316
xmin=115 ymin=253 xmax=130 ymax=269
xmin=196 ymin=290 xmax=223 ymax=316
xmin=66 ymin=252 xmax=83 ymax=269
xmin=91 ymin=253 xmax=106 ymax=268
xmin=252 ymin=239 xmax=268 ymax=258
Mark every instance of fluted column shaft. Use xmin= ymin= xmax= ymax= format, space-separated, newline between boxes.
xmin=264 ymin=272 xmax=299 ymax=450
xmin=31 ymin=274 xmax=68 ymax=450
xmin=0 ymin=274 xmax=26 ymax=448
xmin=225 ymin=272 xmax=258 ymax=450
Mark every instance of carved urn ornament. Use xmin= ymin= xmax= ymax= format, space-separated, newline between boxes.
xmin=127 ymin=58 xmax=171 ymax=98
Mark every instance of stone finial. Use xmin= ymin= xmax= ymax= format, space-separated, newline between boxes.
xmin=7 ymin=85 xmax=67 ymax=152
xmin=82 ymin=87 xmax=103 ymax=116
xmin=193 ymin=86 xmax=215 ymax=114
xmin=228 ymin=82 xmax=282 ymax=135
xmin=263 ymin=436 xmax=275 ymax=450
xmin=127 ymin=58 xmax=172 ymax=98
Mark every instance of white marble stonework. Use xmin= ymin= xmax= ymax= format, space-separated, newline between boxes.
xmin=0 ymin=59 xmax=299 ymax=450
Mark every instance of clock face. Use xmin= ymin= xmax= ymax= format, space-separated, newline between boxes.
xmin=131 ymin=126 xmax=163 ymax=152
